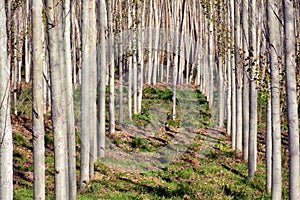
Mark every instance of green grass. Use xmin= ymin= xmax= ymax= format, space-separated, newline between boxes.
xmin=14 ymin=188 xmax=33 ymax=200
xmin=13 ymin=85 xmax=290 ymax=199
xmin=78 ymin=134 xmax=280 ymax=199
xmin=109 ymin=87 xmax=211 ymax=153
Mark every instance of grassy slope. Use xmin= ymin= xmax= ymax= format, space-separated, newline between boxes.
xmin=78 ymin=132 xmax=280 ymax=200
xmin=12 ymin=85 xmax=289 ymax=199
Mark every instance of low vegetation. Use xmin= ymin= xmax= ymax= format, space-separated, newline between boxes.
xmin=12 ymin=86 xmax=289 ymax=199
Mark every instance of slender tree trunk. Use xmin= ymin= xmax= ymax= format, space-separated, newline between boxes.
xmin=32 ymin=0 xmax=45 ymax=198
xmin=116 ymin=0 xmax=124 ymax=123
xmin=267 ymin=0 xmax=282 ymax=198
xmin=80 ymin=0 xmax=91 ymax=187
xmin=147 ymin=0 xmax=153 ymax=85
xmin=208 ymin=1 xmax=214 ymax=109
xmin=97 ymin=0 xmax=106 ymax=158
xmin=43 ymin=32 xmax=50 ymax=114
xmin=25 ymin=0 xmax=31 ymax=83
xmin=132 ymin=4 xmax=138 ymax=114
xmin=266 ymin=86 xmax=272 ymax=193
xmin=46 ymin=0 xmax=68 ymax=198
xmin=63 ymin=0 xmax=77 ymax=197
xmin=88 ymin=0 xmax=97 ymax=180
xmin=226 ymin=52 xmax=232 ymax=135
xmin=127 ymin=0 xmax=133 ymax=120
xmin=283 ymin=1 xmax=300 ymax=199
xmin=71 ymin=4 xmax=77 ymax=89
xmin=152 ymin=0 xmax=161 ymax=85
xmin=230 ymin=0 xmax=237 ymax=150
xmin=118 ymin=54 xmax=124 ymax=122
xmin=107 ymin=0 xmax=115 ymax=135
xmin=166 ymin=0 xmax=173 ymax=84
xmin=0 ymin=0 xmax=13 ymax=198
xmin=234 ymin=0 xmax=243 ymax=151
xmin=137 ymin=0 xmax=146 ymax=113
xmin=218 ymin=60 xmax=225 ymax=128
xmin=248 ymin=0 xmax=258 ymax=178
xmin=241 ymin=0 xmax=249 ymax=161
xmin=226 ymin=0 xmax=232 ymax=136
xmin=12 ymin=11 xmax=18 ymax=116
xmin=172 ymin=0 xmax=179 ymax=121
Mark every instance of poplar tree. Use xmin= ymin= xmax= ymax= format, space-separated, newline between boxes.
xmin=0 ymin=0 xmax=13 ymax=198
xmin=46 ymin=0 xmax=68 ymax=198
xmin=32 ymin=0 xmax=46 ymax=198
xmin=283 ymin=0 xmax=300 ymax=199
xmin=267 ymin=0 xmax=282 ymax=198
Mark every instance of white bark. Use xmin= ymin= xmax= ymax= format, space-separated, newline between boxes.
xmin=241 ymin=0 xmax=249 ymax=161
xmin=226 ymin=0 xmax=232 ymax=136
xmin=137 ymin=0 xmax=146 ymax=113
xmin=12 ymin=11 xmax=18 ymax=116
xmin=25 ymin=0 xmax=31 ymax=83
xmin=283 ymin=1 xmax=300 ymax=199
xmin=172 ymin=0 xmax=179 ymax=121
xmin=0 ymin=0 xmax=13 ymax=198
xmin=218 ymin=61 xmax=225 ymax=128
xmin=208 ymin=1 xmax=214 ymax=109
xmin=97 ymin=0 xmax=107 ymax=158
xmin=234 ymin=0 xmax=243 ymax=151
xmin=152 ymin=0 xmax=161 ymax=85
xmin=248 ymin=0 xmax=258 ymax=178
xmin=230 ymin=0 xmax=237 ymax=149
xmin=32 ymin=0 xmax=46 ymax=198
xmin=267 ymin=0 xmax=282 ymax=198
xmin=127 ymin=0 xmax=132 ymax=120
xmin=47 ymin=0 xmax=68 ymax=198
xmin=147 ymin=0 xmax=153 ymax=85
xmin=63 ymin=0 xmax=77 ymax=198
xmin=106 ymin=0 xmax=115 ymax=135
xmin=88 ymin=0 xmax=97 ymax=180
xmin=132 ymin=4 xmax=138 ymax=114
xmin=80 ymin=0 xmax=91 ymax=187
xmin=266 ymin=85 xmax=272 ymax=193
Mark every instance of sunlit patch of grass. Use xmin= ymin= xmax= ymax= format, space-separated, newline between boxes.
xmin=14 ymin=188 xmax=33 ymax=200
xmin=79 ymin=133 xmax=280 ymax=199
xmin=110 ymin=87 xmax=211 ymax=153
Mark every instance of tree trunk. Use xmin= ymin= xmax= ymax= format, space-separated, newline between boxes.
xmin=241 ymin=0 xmax=249 ymax=161
xmin=267 ymin=0 xmax=282 ymax=198
xmin=0 ymin=0 xmax=13 ymax=198
xmin=80 ymin=0 xmax=91 ymax=187
xmin=137 ymin=0 xmax=146 ymax=113
xmin=127 ymin=0 xmax=133 ymax=120
xmin=147 ymin=0 xmax=153 ymax=85
xmin=230 ymin=0 xmax=237 ymax=150
xmin=46 ymin=0 xmax=68 ymax=198
xmin=132 ymin=4 xmax=138 ymax=114
xmin=97 ymin=0 xmax=106 ymax=158
xmin=32 ymin=0 xmax=46 ymax=198
xmin=88 ymin=0 xmax=97 ymax=180
xmin=63 ymin=0 xmax=77 ymax=197
xmin=172 ymin=0 xmax=179 ymax=121
xmin=283 ymin=1 xmax=300 ymax=199
xmin=234 ymin=0 xmax=243 ymax=151
xmin=107 ymin=0 xmax=115 ymax=135
xmin=248 ymin=0 xmax=258 ymax=178
xmin=266 ymin=84 xmax=272 ymax=193
xmin=25 ymin=0 xmax=31 ymax=83
xmin=208 ymin=1 xmax=214 ymax=109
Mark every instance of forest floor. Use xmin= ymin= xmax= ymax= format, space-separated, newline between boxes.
xmin=12 ymin=85 xmax=290 ymax=199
